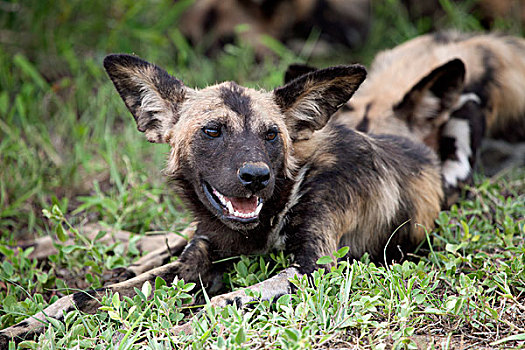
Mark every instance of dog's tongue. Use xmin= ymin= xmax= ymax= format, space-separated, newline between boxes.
xmin=228 ymin=196 xmax=258 ymax=214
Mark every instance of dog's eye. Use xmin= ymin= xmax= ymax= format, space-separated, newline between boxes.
xmin=266 ymin=129 xmax=279 ymax=141
xmin=203 ymin=126 xmax=221 ymax=138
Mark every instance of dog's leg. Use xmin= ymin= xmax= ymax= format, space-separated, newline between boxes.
xmin=0 ymin=233 xmax=214 ymax=348
xmin=209 ymin=266 xmax=301 ymax=307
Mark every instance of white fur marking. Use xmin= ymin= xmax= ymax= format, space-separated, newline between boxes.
xmin=441 ymin=118 xmax=472 ymax=187
xmin=266 ymin=165 xmax=310 ymax=251
xmin=453 ymin=93 xmax=481 ymax=110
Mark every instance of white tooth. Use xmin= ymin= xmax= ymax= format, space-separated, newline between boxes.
xmin=226 ymin=201 xmax=234 ymax=214
xmin=255 ymin=202 xmax=263 ymax=216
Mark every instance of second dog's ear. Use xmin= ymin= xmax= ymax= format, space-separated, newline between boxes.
xmin=284 ymin=64 xmax=318 ymax=84
xmin=104 ymin=54 xmax=192 ymax=143
xmin=274 ymin=65 xmax=366 ymax=141
xmin=394 ymin=58 xmax=466 ymax=127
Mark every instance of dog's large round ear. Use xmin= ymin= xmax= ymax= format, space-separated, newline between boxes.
xmin=394 ymin=58 xmax=466 ymax=127
xmin=103 ymin=54 xmax=191 ymax=143
xmin=274 ymin=65 xmax=366 ymax=141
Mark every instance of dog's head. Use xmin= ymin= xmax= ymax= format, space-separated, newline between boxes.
xmin=104 ymin=54 xmax=365 ymax=230
xmin=285 ymin=59 xmax=466 ymax=151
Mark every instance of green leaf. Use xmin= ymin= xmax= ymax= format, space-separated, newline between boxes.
xmin=155 ymin=276 xmax=167 ymax=290
xmin=2 ymin=261 xmax=14 ymax=277
xmin=316 ymin=256 xmax=333 ymax=265
xmin=55 ymin=223 xmax=68 ymax=242
xmin=491 ymin=333 xmax=525 ymax=346
xmin=108 ymin=310 xmax=120 ymax=321
xmin=51 ymin=204 xmax=63 ymax=217
xmin=112 ymin=292 xmax=121 ymax=309
xmin=37 ymin=272 xmax=48 ymax=284
xmin=334 ymin=246 xmax=350 ymax=259
xmin=94 ymin=230 xmax=108 ymax=241
xmin=142 ymin=281 xmax=152 ymax=299
xmin=61 ymin=245 xmax=80 ymax=254
xmin=17 ymin=340 xmax=38 ymax=349
xmin=235 ymin=327 xmax=246 ymax=344
xmin=182 ymin=282 xmax=195 ymax=292
xmin=284 ymin=329 xmax=299 ymax=342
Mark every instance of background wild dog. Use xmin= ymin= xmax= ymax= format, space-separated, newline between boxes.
xmin=0 ymin=54 xmax=443 ymax=346
xmin=285 ymin=31 xmax=525 ymax=205
xmin=179 ymin=0 xmax=370 ymax=56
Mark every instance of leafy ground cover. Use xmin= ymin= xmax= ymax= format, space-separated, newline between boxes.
xmin=0 ymin=0 xmax=524 ymax=348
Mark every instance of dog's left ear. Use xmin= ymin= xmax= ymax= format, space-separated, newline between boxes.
xmin=274 ymin=65 xmax=366 ymax=141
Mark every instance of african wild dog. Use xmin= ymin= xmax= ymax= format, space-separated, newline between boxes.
xmin=0 ymin=54 xmax=443 ymax=347
xmin=179 ymin=0 xmax=370 ymax=56
xmin=285 ymin=32 xmax=525 ymax=204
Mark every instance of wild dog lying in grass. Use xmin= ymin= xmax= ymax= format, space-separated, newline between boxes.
xmin=0 ymin=55 xmax=443 ymax=347
xmin=285 ymin=31 xmax=525 ymax=205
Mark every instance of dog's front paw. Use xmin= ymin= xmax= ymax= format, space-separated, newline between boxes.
xmin=210 ymin=289 xmax=255 ymax=308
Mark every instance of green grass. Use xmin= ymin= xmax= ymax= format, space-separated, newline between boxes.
xmin=1 ymin=0 xmax=524 ymax=348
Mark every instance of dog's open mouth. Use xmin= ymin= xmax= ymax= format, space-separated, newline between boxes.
xmin=203 ymin=182 xmax=263 ymax=222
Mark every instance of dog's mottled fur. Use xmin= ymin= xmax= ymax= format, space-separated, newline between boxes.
xmin=0 ymin=54 xmax=443 ymax=347
xmin=179 ymin=0 xmax=370 ymax=56
xmin=286 ymin=32 xmax=525 ymax=204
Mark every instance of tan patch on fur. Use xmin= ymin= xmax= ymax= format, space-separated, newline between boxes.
xmin=293 ymin=130 xmax=338 ymax=167
xmin=336 ymin=171 xmax=402 ymax=257
xmin=407 ymin=166 xmax=443 ymax=243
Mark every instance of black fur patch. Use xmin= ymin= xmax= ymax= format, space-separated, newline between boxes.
xmin=203 ymin=7 xmax=218 ymax=32
xmin=284 ymin=64 xmax=318 ymax=84
xmin=463 ymin=47 xmax=496 ymax=109
xmin=219 ymin=83 xmax=254 ymax=119
xmin=341 ymin=104 xmax=354 ymax=112
xmin=439 ymin=136 xmax=458 ymax=162
xmin=356 ymin=103 xmax=372 ymax=132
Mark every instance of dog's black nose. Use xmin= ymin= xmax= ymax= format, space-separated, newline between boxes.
xmin=238 ymin=162 xmax=270 ymax=192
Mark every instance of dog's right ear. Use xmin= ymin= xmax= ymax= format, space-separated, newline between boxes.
xmin=284 ymin=64 xmax=318 ymax=84
xmin=104 ymin=54 xmax=191 ymax=143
